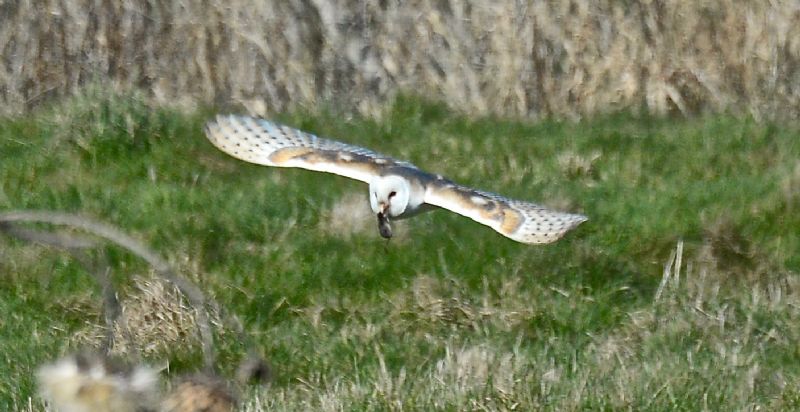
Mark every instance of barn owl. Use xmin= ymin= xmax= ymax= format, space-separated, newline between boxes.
xmin=204 ymin=115 xmax=587 ymax=244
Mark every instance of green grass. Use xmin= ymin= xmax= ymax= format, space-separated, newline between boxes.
xmin=1 ymin=91 xmax=799 ymax=410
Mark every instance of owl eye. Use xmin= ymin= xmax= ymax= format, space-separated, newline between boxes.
xmin=389 ymin=191 xmax=397 ymax=198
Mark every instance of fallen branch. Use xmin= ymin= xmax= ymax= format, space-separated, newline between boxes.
xmin=0 ymin=210 xmax=253 ymax=371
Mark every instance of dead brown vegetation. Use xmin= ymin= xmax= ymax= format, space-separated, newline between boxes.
xmin=2 ymin=1 xmax=799 ymax=120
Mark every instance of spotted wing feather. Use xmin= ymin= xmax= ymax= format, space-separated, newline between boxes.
xmin=204 ymin=115 xmax=415 ymax=183
xmin=424 ymin=180 xmax=587 ymax=244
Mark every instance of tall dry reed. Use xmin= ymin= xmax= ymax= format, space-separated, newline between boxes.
xmin=1 ymin=0 xmax=798 ymax=120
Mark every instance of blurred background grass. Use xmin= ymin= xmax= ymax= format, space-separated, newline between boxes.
xmin=1 ymin=1 xmax=799 ymax=120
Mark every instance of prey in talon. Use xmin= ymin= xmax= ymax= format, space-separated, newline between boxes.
xmin=377 ymin=212 xmax=393 ymax=239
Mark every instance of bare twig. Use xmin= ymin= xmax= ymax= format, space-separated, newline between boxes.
xmin=0 ymin=210 xmax=234 ymax=370
xmin=69 ymin=249 xmax=127 ymax=352
xmin=0 ymin=222 xmax=98 ymax=249
xmin=0 ymin=221 xmax=125 ymax=351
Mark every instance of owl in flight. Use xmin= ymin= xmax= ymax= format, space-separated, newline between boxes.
xmin=204 ymin=115 xmax=587 ymax=244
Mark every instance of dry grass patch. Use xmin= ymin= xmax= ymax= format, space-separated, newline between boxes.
xmin=578 ymin=240 xmax=800 ymax=409
xmin=781 ymin=161 xmax=800 ymax=211
xmin=387 ymin=275 xmax=536 ymax=332
xmin=75 ymin=275 xmax=223 ymax=357
xmin=318 ymin=191 xmax=373 ymax=240
xmin=557 ymin=150 xmax=602 ymax=180
xmin=2 ymin=1 xmax=799 ymax=119
xmin=240 ymin=342 xmax=534 ymax=412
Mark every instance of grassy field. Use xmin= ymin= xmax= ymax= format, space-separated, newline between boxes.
xmin=1 ymin=92 xmax=799 ymax=410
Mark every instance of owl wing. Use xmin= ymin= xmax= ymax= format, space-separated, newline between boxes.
xmin=204 ymin=115 xmax=417 ymax=183
xmin=423 ymin=179 xmax=587 ymax=244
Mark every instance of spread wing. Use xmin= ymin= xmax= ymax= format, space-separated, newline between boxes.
xmin=424 ymin=179 xmax=587 ymax=244
xmin=204 ymin=115 xmax=417 ymax=183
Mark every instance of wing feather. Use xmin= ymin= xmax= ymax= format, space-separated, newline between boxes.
xmin=424 ymin=180 xmax=587 ymax=244
xmin=204 ymin=115 xmax=415 ymax=183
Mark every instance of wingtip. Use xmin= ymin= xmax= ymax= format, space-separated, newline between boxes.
xmin=205 ymin=114 xmax=247 ymax=128
xmin=563 ymin=212 xmax=588 ymax=234
xmin=204 ymin=114 xmax=250 ymax=142
xmin=203 ymin=114 xmax=226 ymax=134
xmin=512 ymin=210 xmax=588 ymax=245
